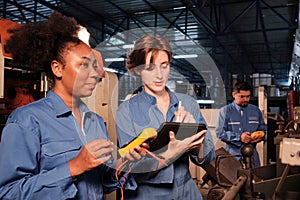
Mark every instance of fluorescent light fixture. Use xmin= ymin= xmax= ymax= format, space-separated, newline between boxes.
xmin=174 ymin=54 xmax=198 ymax=59
xmin=4 ymin=66 xmax=29 ymax=72
xmin=196 ymin=99 xmax=215 ymax=104
xmin=104 ymin=67 xmax=129 ymax=75
xmin=173 ymin=6 xmax=186 ymax=10
xmin=104 ymin=67 xmax=118 ymax=73
xmin=134 ymin=11 xmax=151 ymax=15
xmin=186 ymin=25 xmax=198 ymax=29
xmin=104 ymin=58 xmax=125 ymax=62
xmin=122 ymin=44 xmax=134 ymax=49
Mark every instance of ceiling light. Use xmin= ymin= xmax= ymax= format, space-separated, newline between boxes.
xmin=104 ymin=58 xmax=125 ymax=62
xmin=122 ymin=44 xmax=134 ymax=49
xmin=4 ymin=66 xmax=32 ymax=73
xmin=186 ymin=25 xmax=198 ymax=29
xmin=173 ymin=6 xmax=186 ymax=10
xmin=173 ymin=54 xmax=198 ymax=59
xmin=196 ymin=99 xmax=215 ymax=104
xmin=104 ymin=67 xmax=118 ymax=73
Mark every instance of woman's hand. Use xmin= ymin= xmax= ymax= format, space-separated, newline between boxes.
xmin=158 ymin=130 xmax=206 ymax=169
xmin=69 ymin=139 xmax=113 ymax=178
xmin=115 ymin=144 xmax=149 ymax=173
xmin=174 ymin=106 xmax=196 ymax=123
xmin=190 ymin=131 xmax=206 ymax=162
xmin=122 ymin=144 xmax=148 ymax=162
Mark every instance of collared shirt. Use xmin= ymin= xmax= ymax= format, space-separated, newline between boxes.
xmin=215 ymin=101 xmax=267 ymax=167
xmin=116 ymin=89 xmax=215 ymax=200
xmin=0 ymin=91 xmax=136 ymax=200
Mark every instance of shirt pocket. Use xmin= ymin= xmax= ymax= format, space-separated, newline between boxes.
xmin=42 ymin=139 xmax=81 ymax=170
xmin=227 ymin=121 xmax=242 ymax=132
xmin=248 ymin=120 xmax=259 ymax=132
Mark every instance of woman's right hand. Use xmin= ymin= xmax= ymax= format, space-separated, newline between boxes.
xmin=69 ymin=139 xmax=113 ymax=178
xmin=174 ymin=106 xmax=196 ymax=123
xmin=158 ymin=129 xmax=206 ymax=169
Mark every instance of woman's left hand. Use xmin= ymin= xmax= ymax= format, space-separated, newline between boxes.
xmin=189 ymin=131 xmax=206 ymax=162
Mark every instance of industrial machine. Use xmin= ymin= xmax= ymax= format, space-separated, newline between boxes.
xmin=203 ymin=107 xmax=300 ymax=200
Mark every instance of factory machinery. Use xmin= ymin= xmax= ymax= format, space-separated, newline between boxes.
xmin=202 ymin=107 xmax=300 ymax=200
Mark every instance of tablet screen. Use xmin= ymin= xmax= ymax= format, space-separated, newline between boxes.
xmin=149 ymin=122 xmax=207 ymax=152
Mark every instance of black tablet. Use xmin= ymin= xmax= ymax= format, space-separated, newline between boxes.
xmin=149 ymin=122 xmax=207 ymax=152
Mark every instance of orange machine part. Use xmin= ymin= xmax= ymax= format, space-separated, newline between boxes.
xmin=0 ymin=18 xmax=22 ymax=59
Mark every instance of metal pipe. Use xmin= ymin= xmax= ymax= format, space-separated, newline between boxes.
xmin=222 ymin=175 xmax=247 ymax=200
xmin=272 ymin=164 xmax=290 ymax=200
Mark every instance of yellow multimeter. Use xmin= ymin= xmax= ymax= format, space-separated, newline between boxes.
xmin=118 ymin=127 xmax=157 ymax=158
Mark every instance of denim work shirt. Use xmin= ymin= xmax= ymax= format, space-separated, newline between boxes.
xmin=0 ymin=91 xmax=136 ymax=200
xmin=116 ymin=89 xmax=215 ymax=200
xmin=215 ymin=101 xmax=267 ymax=167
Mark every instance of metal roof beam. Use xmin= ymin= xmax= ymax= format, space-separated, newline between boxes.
xmin=142 ymin=0 xmax=187 ymax=37
xmin=183 ymin=1 xmax=237 ymax=68
xmin=222 ymin=1 xmax=256 ymax=33
xmin=105 ymin=0 xmax=154 ymax=40
xmin=258 ymin=0 xmax=274 ymax=74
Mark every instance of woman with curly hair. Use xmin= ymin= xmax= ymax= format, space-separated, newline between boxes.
xmin=0 ymin=11 xmax=143 ymax=200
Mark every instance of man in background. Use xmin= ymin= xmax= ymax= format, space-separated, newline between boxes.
xmin=215 ymin=81 xmax=266 ymax=167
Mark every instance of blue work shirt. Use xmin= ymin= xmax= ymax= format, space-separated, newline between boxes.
xmin=215 ymin=101 xmax=267 ymax=167
xmin=116 ymin=88 xmax=215 ymax=200
xmin=0 ymin=91 xmax=136 ymax=200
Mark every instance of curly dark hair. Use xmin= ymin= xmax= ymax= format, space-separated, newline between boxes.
xmin=6 ymin=11 xmax=81 ymax=81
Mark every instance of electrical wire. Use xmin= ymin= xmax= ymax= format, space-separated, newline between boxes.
xmin=283 ymin=120 xmax=294 ymax=132
xmin=115 ymin=147 xmax=168 ymax=200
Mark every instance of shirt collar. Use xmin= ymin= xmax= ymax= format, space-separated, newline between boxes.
xmin=138 ymin=87 xmax=179 ymax=107
xmin=168 ymin=89 xmax=180 ymax=108
xmin=139 ymin=89 xmax=157 ymax=105
xmin=233 ymin=101 xmax=243 ymax=111
xmin=46 ymin=91 xmax=90 ymax=117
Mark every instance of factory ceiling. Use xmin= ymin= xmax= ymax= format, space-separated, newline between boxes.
xmin=1 ymin=0 xmax=299 ymax=89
